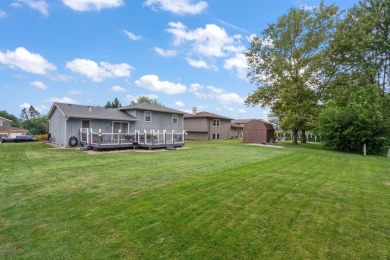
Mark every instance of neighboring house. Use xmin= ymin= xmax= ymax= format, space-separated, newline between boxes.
xmin=0 ymin=116 xmax=28 ymax=137
xmin=47 ymin=102 xmax=185 ymax=148
xmin=239 ymin=119 xmax=275 ymax=144
xmin=184 ymin=108 xmax=234 ymax=140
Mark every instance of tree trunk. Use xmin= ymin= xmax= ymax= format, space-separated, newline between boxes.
xmin=292 ymin=129 xmax=298 ymax=145
xmin=301 ymin=129 xmax=307 ymax=143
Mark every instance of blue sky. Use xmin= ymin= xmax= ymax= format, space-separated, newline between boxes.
xmin=0 ymin=0 xmax=358 ymax=119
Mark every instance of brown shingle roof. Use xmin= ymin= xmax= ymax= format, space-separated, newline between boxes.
xmin=184 ymin=112 xmax=232 ymax=120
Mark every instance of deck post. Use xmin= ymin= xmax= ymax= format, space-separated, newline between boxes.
xmin=98 ymin=129 xmax=102 ymax=147
xmin=118 ymin=129 xmax=121 ymax=145
xmin=172 ymin=130 xmax=175 ymax=145
xmin=144 ymin=130 xmax=146 ymax=144
xmin=152 ymin=129 xmax=155 ymax=146
xmin=164 ymin=130 xmax=166 ymax=145
xmin=89 ymin=128 xmax=92 ymax=146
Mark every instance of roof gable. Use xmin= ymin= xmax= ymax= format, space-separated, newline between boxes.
xmin=120 ymin=103 xmax=186 ymax=114
xmin=0 ymin=116 xmax=12 ymax=122
xmin=48 ymin=103 xmax=137 ymax=121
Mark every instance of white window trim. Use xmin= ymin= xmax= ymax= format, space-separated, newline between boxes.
xmin=80 ymin=119 xmax=91 ymax=128
xmin=112 ymin=121 xmax=129 ymax=133
xmin=213 ymin=119 xmax=220 ymax=127
xmin=0 ymin=121 xmax=2 ymax=126
xmin=144 ymin=111 xmax=152 ymax=122
xmin=172 ymin=114 xmax=178 ymax=124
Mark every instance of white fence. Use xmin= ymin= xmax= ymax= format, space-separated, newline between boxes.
xmin=80 ymin=129 xmax=185 ymax=146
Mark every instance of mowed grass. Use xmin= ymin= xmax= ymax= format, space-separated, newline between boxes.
xmin=0 ymin=141 xmax=389 ymax=259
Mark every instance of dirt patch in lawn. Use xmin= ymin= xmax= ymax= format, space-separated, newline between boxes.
xmin=246 ymin=143 xmax=284 ymax=149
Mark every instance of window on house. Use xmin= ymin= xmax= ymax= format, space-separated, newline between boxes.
xmin=81 ymin=120 xmax=90 ymax=129
xmin=113 ymin=122 xmax=129 ymax=133
xmin=213 ymin=119 xmax=220 ymax=127
xmin=172 ymin=114 xmax=178 ymax=124
xmin=0 ymin=121 xmax=2 ymax=127
xmin=144 ymin=111 xmax=151 ymax=122
xmin=212 ymin=133 xmax=220 ymax=140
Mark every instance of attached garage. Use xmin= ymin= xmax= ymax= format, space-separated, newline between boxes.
xmin=243 ymin=120 xmax=274 ymax=144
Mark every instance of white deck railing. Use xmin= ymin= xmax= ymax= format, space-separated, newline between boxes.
xmin=80 ymin=129 xmax=185 ymax=146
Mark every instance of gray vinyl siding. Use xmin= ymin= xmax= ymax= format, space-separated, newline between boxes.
xmin=128 ymin=110 xmax=183 ymax=132
xmin=49 ymin=108 xmax=66 ymax=146
xmin=66 ymin=118 xmax=136 ymax=144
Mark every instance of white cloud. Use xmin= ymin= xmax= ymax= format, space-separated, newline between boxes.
xmin=62 ymin=0 xmax=124 ymax=11
xmin=30 ymin=81 xmax=47 ymax=90
xmin=11 ymin=3 xmax=23 ymax=8
xmin=0 ymin=47 xmax=56 ymax=75
xmin=0 ymin=10 xmax=7 ymax=20
xmin=186 ymin=58 xmax=217 ymax=70
xmin=69 ymin=89 xmax=82 ymax=95
xmin=207 ymin=86 xmax=245 ymax=105
xmin=66 ymin=58 xmax=132 ymax=82
xmin=126 ymin=94 xmax=159 ymax=103
xmin=155 ymin=47 xmax=177 ymax=57
xmin=111 ymin=85 xmax=126 ymax=92
xmin=17 ymin=0 xmax=49 ymax=16
xmin=135 ymin=74 xmax=186 ymax=94
xmin=175 ymin=101 xmax=185 ymax=107
xmin=19 ymin=102 xmax=31 ymax=109
xmin=189 ymin=83 xmax=245 ymax=105
xmin=167 ymin=22 xmax=235 ymax=58
xmin=144 ymin=0 xmax=207 ymax=15
xmin=49 ymin=96 xmax=79 ymax=104
xmin=123 ymin=30 xmax=142 ymax=41
xmin=224 ymin=53 xmax=248 ymax=79
xmin=238 ymin=109 xmax=246 ymax=114
xmin=188 ymin=83 xmax=209 ymax=99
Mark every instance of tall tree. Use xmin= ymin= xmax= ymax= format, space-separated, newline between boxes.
xmin=130 ymin=96 xmax=161 ymax=106
xmin=20 ymin=108 xmax=29 ymax=121
xmin=327 ymin=0 xmax=389 ymax=94
xmin=245 ymin=2 xmax=338 ymax=144
xmin=318 ymin=0 xmax=390 ymax=154
xmin=28 ymin=105 xmax=40 ymax=119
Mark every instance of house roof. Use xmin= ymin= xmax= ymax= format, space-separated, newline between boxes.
xmin=120 ymin=103 xmax=186 ymax=114
xmin=233 ymin=118 xmax=273 ymax=126
xmin=184 ymin=112 xmax=232 ymax=120
xmin=232 ymin=119 xmax=255 ymax=124
xmin=0 ymin=116 xmax=12 ymax=122
xmin=47 ymin=103 xmax=137 ymax=121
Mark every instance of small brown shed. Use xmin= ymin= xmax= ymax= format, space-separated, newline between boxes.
xmin=242 ymin=119 xmax=274 ymax=144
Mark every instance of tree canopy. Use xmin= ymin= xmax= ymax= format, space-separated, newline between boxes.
xmin=245 ymin=2 xmax=338 ymax=144
xmin=105 ymin=98 xmax=122 ymax=108
xmin=130 ymin=96 xmax=161 ymax=106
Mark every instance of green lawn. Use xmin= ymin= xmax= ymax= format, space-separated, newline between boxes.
xmin=0 ymin=140 xmax=389 ymax=259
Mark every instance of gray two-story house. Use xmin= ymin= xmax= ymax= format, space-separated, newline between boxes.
xmin=47 ymin=102 xmax=185 ymax=148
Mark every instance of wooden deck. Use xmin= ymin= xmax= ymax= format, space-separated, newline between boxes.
xmin=80 ymin=129 xmax=185 ymax=151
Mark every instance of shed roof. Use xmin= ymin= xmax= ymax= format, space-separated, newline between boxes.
xmin=48 ymin=103 xmax=137 ymax=121
xmin=120 ymin=103 xmax=186 ymax=114
xmin=184 ymin=112 xmax=232 ymax=120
